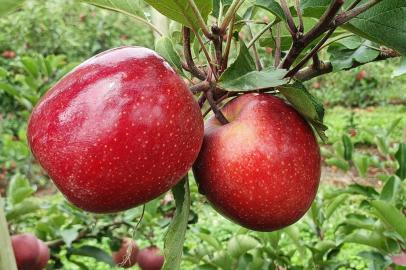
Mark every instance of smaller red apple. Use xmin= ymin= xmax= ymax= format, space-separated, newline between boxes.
xmin=265 ymin=47 xmax=273 ymax=55
xmin=312 ymin=81 xmax=321 ymax=89
xmin=262 ymin=16 xmax=270 ymax=24
xmin=2 ymin=50 xmax=16 ymax=59
xmin=392 ymin=252 xmax=406 ymax=266
xmin=137 ymin=246 xmax=164 ymax=270
xmin=11 ymin=233 xmax=50 ymax=270
xmin=356 ymin=70 xmax=367 ymax=81
xmin=112 ymin=238 xmax=139 ymax=268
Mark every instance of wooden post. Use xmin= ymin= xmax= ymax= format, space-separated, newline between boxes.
xmin=0 ymin=196 xmax=18 ymax=270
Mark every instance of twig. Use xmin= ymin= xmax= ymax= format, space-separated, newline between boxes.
xmin=247 ymin=21 xmax=275 ymax=49
xmin=212 ymin=25 xmax=223 ymax=70
xmin=205 ymin=90 xmax=229 ymax=125
xmin=285 ymin=27 xmax=336 ymax=78
xmin=295 ymin=0 xmax=304 ymax=33
xmin=220 ymin=0 xmax=243 ymax=34
xmin=221 ymin=15 xmax=235 ymax=72
xmin=193 ymin=30 xmax=217 ymax=79
xmin=294 ymin=49 xmax=400 ymax=81
xmin=280 ymin=0 xmax=344 ymax=69
xmin=346 ymin=0 xmax=363 ymax=11
xmin=182 ymin=27 xmax=206 ymax=80
xmin=312 ymin=54 xmax=321 ymax=69
xmin=280 ymin=0 xmax=298 ymax=37
xmin=247 ymin=26 xmax=263 ymax=71
xmin=335 ymin=0 xmax=383 ymax=26
xmin=274 ymin=23 xmax=282 ymax=67
xmin=186 ymin=0 xmax=213 ymax=39
xmin=190 ymin=81 xmax=211 ymax=94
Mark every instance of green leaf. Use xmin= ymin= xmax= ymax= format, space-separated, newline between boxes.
xmin=345 ymin=183 xmax=379 ymax=198
xmin=197 ymin=233 xmax=222 ymax=250
xmin=212 ymin=0 xmax=232 ymax=18
xmin=0 ymin=0 xmax=26 ymax=17
xmin=218 ymin=68 xmax=287 ymax=92
xmin=219 ymin=42 xmax=256 ymax=82
xmin=68 ymin=245 xmax=115 ymax=266
xmin=392 ymin=57 xmax=406 ymax=78
xmin=284 ymin=225 xmax=306 ymax=256
xmin=0 ymin=82 xmax=20 ymax=98
xmin=227 ymin=235 xmax=260 ymax=258
xmin=254 ymin=0 xmax=285 ymax=21
xmin=155 ymin=36 xmax=185 ymax=76
xmin=278 ymin=82 xmax=327 ymax=140
xmin=6 ymin=199 xmax=40 ymax=221
xmin=370 ymin=200 xmax=406 ymax=240
xmin=7 ymin=174 xmax=35 ymax=205
xmin=0 ymin=67 xmax=7 ymax=78
xmin=353 ymin=153 xmax=370 ymax=177
xmin=301 ymin=0 xmax=331 ymax=17
xmin=344 ymin=230 xmax=387 ymax=251
xmin=145 ymin=0 xmax=212 ymax=29
xmin=380 ymin=176 xmax=401 ymax=203
xmin=163 ymin=177 xmax=190 ymax=270
xmin=60 ymin=228 xmax=79 ymax=247
xmin=342 ymin=135 xmax=353 ymax=161
xmin=328 ymin=40 xmax=380 ymax=71
xmin=326 ymin=158 xmax=349 ymax=171
xmin=344 ymin=0 xmax=406 ymax=56
xmin=395 ymin=143 xmax=406 ymax=180
xmin=212 ymin=251 xmax=234 ymax=269
xmin=325 ymin=194 xmax=348 ymax=219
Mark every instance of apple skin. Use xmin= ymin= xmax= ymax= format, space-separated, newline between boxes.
xmin=11 ymin=233 xmax=50 ymax=270
xmin=27 ymin=46 xmax=204 ymax=213
xmin=137 ymin=246 xmax=164 ymax=270
xmin=193 ymin=94 xmax=321 ymax=231
xmin=112 ymin=238 xmax=139 ymax=268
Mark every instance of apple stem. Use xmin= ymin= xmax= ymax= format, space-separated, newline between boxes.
xmin=0 ymin=196 xmax=18 ymax=270
xmin=205 ymin=90 xmax=229 ymax=125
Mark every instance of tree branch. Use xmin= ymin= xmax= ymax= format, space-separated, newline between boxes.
xmin=220 ymin=0 xmax=243 ymax=34
xmin=274 ymin=23 xmax=282 ymax=67
xmin=190 ymin=81 xmax=210 ymax=94
xmin=285 ymin=27 xmax=336 ymax=78
xmin=295 ymin=49 xmax=400 ymax=81
xmin=186 ymin=0 xmax=213 ymax=39
xmin=335 ymin=0 xmax=383 ymax=26
xmin=205 ymin=90 xmax=229 ymax=125
xmin=280 ymin=0 xmax=298 ymax=37
xmin=221 ymin=15 xmax=235 ymax=73
xmin=295 ymin=0 xmax=304 ymax=33
xmin=182 ymin=27 xmax=206 ymax=80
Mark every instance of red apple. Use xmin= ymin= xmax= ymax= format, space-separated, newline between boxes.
xmin=193 ymin=94 xmax=321 ymax=231
xmin=27 ymin=46 xmax=204 ymax=213
xmin=11 ymin=233 xmax=50 ymax=270
xmin=2 ymin=50 xmax=16 ymax=59
xmin=356 ymin=70 xmax=367 ymax=81
xmin=112 ymin=238 xmax=139 ymax=268
xmin=34 ymin=241 xmax=50 ymax=270
xmin=137 ymin=246 xmax=164 ymax=270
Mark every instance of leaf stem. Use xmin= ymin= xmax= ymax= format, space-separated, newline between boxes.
xmin=247 ymin=20 xmax=276 ymax=49
xmin=206 ymin=90 xmax=229 ymax=125
xmin=220 ymin=0 xmax=243 ymax=33
xmin=280 ymin=0 xmax=298 ymax=37
xmin=182 ymin=27 xmax=206 ymax=80
xmin=186 ymin=0 xmax=213 ymax=39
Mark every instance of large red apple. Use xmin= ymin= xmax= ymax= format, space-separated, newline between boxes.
xmin=11 ymin=233 xmax=50 ymax=270
xmin=193 ymin=94 xmax=321 ymax=231
xmin=27 ymin=46 xmax=204 ymax=213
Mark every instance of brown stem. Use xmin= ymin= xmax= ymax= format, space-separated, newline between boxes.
xmin=285 ymin=27 xmax=336 ymax=78
xmin=190 ymin=81 xmax=210 ymax=94
xmin=205 ymin=90 xmax=229 ymax=125
xmin=346 ymin=0 xmax=363 ymax=11
xmin=280 ymin=0 xmax=344 ymax=69
xmin=280 ymin=0 xmax=298 ymax=37
xmin=212 ymin=25 xmax=223 ymax=74
xmin=221 ymin=15 xmax=235 ymax=73
xmin=295 ymin=0 xmax=304 ymax=33
xmin=335 ymin=0 xmax=383 ymax=26
xmin=274 ymin=23 xmax=282 ymax=67
xmin=295 ymin=48 xmax=400 ymax=81
xmin=182 ymin=27 xmax=206 ymax=80
xmin=312 ymin=54 xmax=321 ymax=69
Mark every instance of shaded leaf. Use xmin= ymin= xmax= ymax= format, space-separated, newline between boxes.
xmin=218 ymin=68 xmax=287 ymax=92
xmin=7 ymin=174 xmax=35 ymax=205
xmin=60 ymin=228 xmax=79 ymax=247
xmin=163 ymin=177 xmax=190 ymax=270
xmin=278 ymin=82 xmax=327 ymax=140
xmin=370 ymin=200 xmax=406 ymax=240
xmin=0 ymin=0 xmax=26 ymax=17
xmin=395 ymin=143 xmax=406 ymax=180
xmin=326 ymin=194 xmax=348 ymax=219
xmin=227 ymin=235 xmax=260 ymax=258
xmin=219 ymin=42 xmax=256 ymax=82
xmin=145 ymin=0 xmax=212 ymax=29
xmin=380 ymin=176 xmax=401 ymax=202
xmin=155 ymin=36 xmax=185 ymax=76
xmin=68 ymin=245 xmax=115 ymax=266
xmin=254 ymin=0 xmax=285 ymax=21
xmin=392 ymin=57 xmax=406 ymax=78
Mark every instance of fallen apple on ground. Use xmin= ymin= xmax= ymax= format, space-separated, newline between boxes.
xmin=193 ymin=94 xmax=321 ymax=231
xmin=27 ymin=46 xmax=204 ymax=213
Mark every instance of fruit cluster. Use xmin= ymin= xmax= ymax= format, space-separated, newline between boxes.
xmin=27 ymin=46 xmax=320 ymax=232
